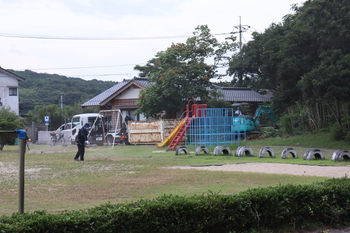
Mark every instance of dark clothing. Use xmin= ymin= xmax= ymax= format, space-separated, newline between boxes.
xmin=74 ymin=127 xmax=89 ymax=161
xmin=75 ymin=144 xmax=85 ymax=161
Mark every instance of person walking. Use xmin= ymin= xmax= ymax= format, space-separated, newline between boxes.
xmin=74 ymin=123 xmax=90 ymax=161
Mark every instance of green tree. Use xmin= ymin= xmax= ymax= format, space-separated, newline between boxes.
xmin=0 ymin=108 xmax=24 ymax=150
xmin=295 ymin=0 xmax=350 ymax=129
xmin=26 ymin=104 xmax=82 ymax=130
xmin=25 ymin=103 xmax=99 ymax=130
xmin=135 ymin=25 xmax=237 ymax=118
xmin=228 ymin=0 xmax=350 ymax=136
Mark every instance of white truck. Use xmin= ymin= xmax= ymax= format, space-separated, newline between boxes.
xmin=70 ymin=110 xmax=130 ymax=146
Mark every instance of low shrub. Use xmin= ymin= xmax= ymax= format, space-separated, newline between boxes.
xmin=330 ymin=126 xmax=346 ymax=141
xmin=260 ymin=126 xmax=281 ymax=138
xmin=1 ymin=178 xmax=350 ymax=232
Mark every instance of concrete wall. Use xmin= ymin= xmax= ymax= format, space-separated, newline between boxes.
xmin=37 ymin=131 xmax=72 ymax=145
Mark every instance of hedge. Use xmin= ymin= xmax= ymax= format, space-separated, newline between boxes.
xmin=1 ymin=178 xmax=350 ymax=232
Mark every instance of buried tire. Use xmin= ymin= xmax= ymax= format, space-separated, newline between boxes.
xmin=281 ymin=148 xmax=298 ymax=159
xmin=236 ymin=146 xmax=254 ymax=157
xmin=175 ymin=146 xmax=189 ymax=155
xmin=303 ymin=149 xmax=313 ymax=160
xmin=195 ymin=146 xmax=209 ymax=156
xmin=106 ymin=135 xmax=114 ymax=146
xmin=332 ymin=150 xmax=350 ymax=161
xmin=258 ymin=147 xmax=275 ymax=158
xmin=235 ymin=146 xmax=245 ymax=157
xmin=213 ymin=146 xmax=232 ymax=156
xmin=304 ymin=149 xmax=325 ymax=160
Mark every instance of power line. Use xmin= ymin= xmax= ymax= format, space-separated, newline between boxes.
xmin=31 ymin=63 xmax=146 ymax=71
xmin=74 ymin=73 xmax=136 ymax=77
xmin=0 ymin=32 xmax=232 ymax=41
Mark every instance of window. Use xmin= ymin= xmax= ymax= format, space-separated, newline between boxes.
xmin=9 ymin=88 xmax=17 ymax=96
xmin=72 ymin=116 xmax=80 ymax=128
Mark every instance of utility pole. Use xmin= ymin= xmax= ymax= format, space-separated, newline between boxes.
xmin=231 ymin=16 xmax=250 ymax=52
xmin=60 ymin=95 xmax=64 ymax=123
xmin=60 ymin=95 xmax=63 ymax=110
xmin=230 ymin=16 xmax=250 ymax=85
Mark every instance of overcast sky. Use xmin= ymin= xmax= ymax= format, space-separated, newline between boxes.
xmin=0 ymin=0 xmax=304 ymax=82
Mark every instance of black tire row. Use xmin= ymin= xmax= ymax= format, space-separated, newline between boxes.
xmin=175 ymin=146 xmax=350 ymax=161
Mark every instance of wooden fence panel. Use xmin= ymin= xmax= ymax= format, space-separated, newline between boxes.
xmin=128 ymin=119 xmax=178 ymax=144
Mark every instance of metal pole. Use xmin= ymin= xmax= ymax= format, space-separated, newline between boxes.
xmin=0 ymin=130 xmax=27 ymax=214
xmin=239 ymin=16 xmax=242 ymax=52
xmin=16 ymin=129 xmax=28 ymax=214
xmin=112 ymin=110 xmax=121 ymax=149
xmin=18 ymin=137 xmax=26 ymax=214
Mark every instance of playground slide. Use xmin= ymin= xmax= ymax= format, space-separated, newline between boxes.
xmin=157 ymin=118 xmax=186 ymax=147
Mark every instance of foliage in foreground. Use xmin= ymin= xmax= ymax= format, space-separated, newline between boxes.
xmin=1 ymin=178 xmax=349 ymax=233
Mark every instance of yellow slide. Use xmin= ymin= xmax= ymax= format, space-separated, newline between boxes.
xmin=157 ymin=118 xmax=186 ymax=147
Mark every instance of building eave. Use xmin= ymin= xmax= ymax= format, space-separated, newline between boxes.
xmin=0 ymin=67 xmax=25 ymax=81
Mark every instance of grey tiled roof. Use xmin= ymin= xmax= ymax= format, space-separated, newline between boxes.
xmin=81 ymin=77 xmax=149 ymax=107
xmin=214 ymin=86 xmax=271 ymax=102
xmin=82 ymin=78 xmax=270 ymax=107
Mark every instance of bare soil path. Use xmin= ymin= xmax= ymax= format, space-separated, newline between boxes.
xmin=169 ymin=163 xmax=350 ymax=178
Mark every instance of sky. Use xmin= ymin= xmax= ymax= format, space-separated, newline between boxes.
xmin=0 ymin=0 xmax=305 ymax=82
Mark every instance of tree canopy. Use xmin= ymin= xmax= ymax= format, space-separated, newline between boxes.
xmin=134 ymin=25 xmax=237 ymax=118
xmin=25 ymin=104 xmax=98 ymax=131
xmin=227 ymin=0 xmax=350 ymax=134
xmin=0 ymin=108 xmax=24 ymax=150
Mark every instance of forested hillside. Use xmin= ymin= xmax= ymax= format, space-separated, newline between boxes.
xmin=11 ymin=70 xmax=117 ymax=114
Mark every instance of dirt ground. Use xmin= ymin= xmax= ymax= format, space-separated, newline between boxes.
xmin=169 ymin=163 xmax=350 ymax=178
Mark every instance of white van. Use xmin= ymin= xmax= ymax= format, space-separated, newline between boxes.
xmin=70 ymin=111 xmax=131 ymax=146
xmin=70 ymin=113 xmax=104 ymax=145
xmin=56 ymin=123 xmax=72 ymax=132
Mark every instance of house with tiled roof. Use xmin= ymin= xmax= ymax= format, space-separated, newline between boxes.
xmin=81 ymin=77 xmax=271 ymax=119
xmin=0 ymin=67 xmax=25 ymax=115
xmin=213 ymin=85 xmax=271 ymax=115
xmin=82 ymin=77 xmax=149 ymax=121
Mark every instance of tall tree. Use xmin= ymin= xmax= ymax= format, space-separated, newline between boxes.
xmin=295 ymin=0 xmax=350 ymax=128
xmin=26 ymin=104 xmax=85 ymax=130
xmin=135 ymin=25 xmax=237 ymax=118
xmin=228 ymin=0 xmax=350 ymax=133
xmin=0 ymin=108 xmax=24 ymax=150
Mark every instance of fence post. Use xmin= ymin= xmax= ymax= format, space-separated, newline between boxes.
xmin=16 ymin=129 xmax=27 ymax=214
xmin=0 ymin=130 xmax=28 ymax=213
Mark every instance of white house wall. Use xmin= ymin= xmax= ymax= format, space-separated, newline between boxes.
xmin=115 ymin=87 xmax=140 ymax=99
xmin=0 ymin=73 xmax=19 ymax=114
xmin=115 ymin=87 xmax=146 ymax=121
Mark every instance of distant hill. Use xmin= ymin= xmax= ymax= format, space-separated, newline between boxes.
xmin=11 ymin=70 xmax=117 ymax=114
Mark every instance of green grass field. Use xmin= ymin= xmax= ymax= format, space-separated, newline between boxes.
xmin=0 ymin=132 xmax=349 ymax=216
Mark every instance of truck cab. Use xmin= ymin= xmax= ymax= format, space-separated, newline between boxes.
xmin=71 ymin=113 xmax=104 ymax=145
xmin=70 ymin=111 xmax=131 ymax=146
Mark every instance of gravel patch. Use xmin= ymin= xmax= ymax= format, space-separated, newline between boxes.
xmin=169 ymin=163 xmax=350 ymax=178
